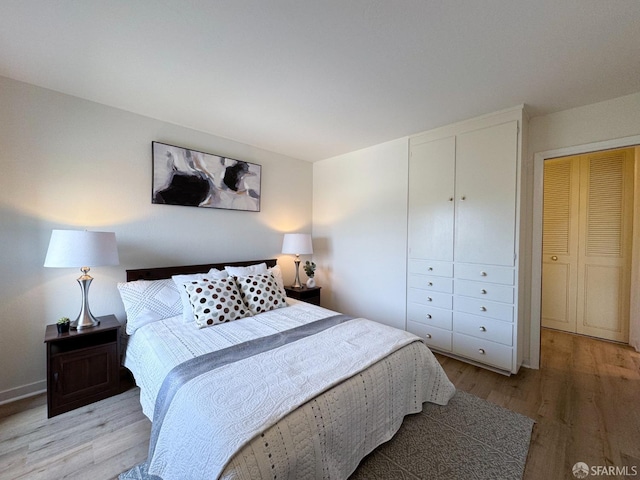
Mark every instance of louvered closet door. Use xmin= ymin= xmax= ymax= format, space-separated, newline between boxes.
xmin=576 ymin=149 xmax=634 ymax=342
xmin=541 ymin=157 xmax=580 ymax=333
xmin=541 ymin=148 xmax=634 ymax=342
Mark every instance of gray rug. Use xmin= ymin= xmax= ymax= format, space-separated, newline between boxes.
xmin=120 ymin=390 xmax=534 ymax=480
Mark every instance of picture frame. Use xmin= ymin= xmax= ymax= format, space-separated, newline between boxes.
xmin=152 ymin=141 xmax=261 ymax=212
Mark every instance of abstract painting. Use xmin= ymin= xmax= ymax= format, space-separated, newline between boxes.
xmin=152 ymin=142 xmax=261 ymax=212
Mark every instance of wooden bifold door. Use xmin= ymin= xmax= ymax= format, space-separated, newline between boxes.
xmin=541 ymin=147 xmax=634 ymax=342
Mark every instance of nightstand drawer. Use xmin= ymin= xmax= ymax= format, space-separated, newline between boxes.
xmin=408 ymin=289 xmax=452 ymax=309
xmin=284 ymin=286 xmax=321 ymax=305
xmin=455 ymin=279 xmax=514 ymax=304
xmin=453 ymin=332 xmax=513 ymax=371
xmin=407 ymin=321 xmax=452 ymax=352
xmin=407 ymin=303 xmax=452 ymax=330
xmin=408 ymin=274 xmax=453 ymax=293
xmin=454 ymin=312 xmax=513 ymax=346
xmin=454 ymin=296 xmax=514 ymax=322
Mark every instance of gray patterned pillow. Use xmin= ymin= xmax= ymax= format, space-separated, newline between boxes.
xmin=184 ymin=277 xmax=250 ymax=328
xmin=235 ymin=273 xmax=287 ymax=315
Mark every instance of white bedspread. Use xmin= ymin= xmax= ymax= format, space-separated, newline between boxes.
xmin=124 ymin=299 xmax=335 ymax=418
xmin=124 ymin=300 xmax=456 ymax=480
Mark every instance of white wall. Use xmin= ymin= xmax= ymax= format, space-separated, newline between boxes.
xmin=312 ymin=138 xmax=409 ymax=330
xmin=0 ymin=76 xmax=313 ymax=402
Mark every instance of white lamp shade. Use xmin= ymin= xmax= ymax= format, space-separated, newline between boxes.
xmin=44 ymin=230 xmax=119 ymax=268
xmin=281 ymin=233 xmax=313 ymax=255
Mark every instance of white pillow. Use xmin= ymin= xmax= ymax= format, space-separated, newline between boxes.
xmin=224 ymin=262 xmax=268 ymax=277
xmin=117 ymin=279 xmax=182 ymax=334
xmin=234 ymin=273 xmax=287 ymax=315
xmin=183 ymin=277 xmax=250 ymax=328
xmin=172 ymin=268 xmax=228 ymax=323
xmin=268 ymin=264 xmax=286 ymax=297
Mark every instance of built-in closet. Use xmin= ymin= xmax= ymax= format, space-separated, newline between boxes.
xmin=406 ymin=107 xmax=528 ymax=374
xmin=541 ymin=147 xmax=635 ymax=343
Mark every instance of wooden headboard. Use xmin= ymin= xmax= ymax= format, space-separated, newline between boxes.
xmin=126 ymin=259 xmax=278 ymax=281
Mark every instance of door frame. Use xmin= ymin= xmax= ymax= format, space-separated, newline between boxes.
xmin=530 ymin=134 xmax=640 ymax=368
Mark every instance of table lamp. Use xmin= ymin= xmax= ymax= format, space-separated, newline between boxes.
xmin=44 ymin=230 xmax=119 ymax=329
xmin=281 ymin=233 xmax=313 ymax=288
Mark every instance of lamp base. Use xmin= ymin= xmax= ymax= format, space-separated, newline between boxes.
xmin=71 ymin=269 xmax=101 ymax=330
xmin=292 ymin=257 xmax=302 ymax=288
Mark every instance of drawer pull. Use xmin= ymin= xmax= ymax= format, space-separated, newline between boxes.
xmin=461 ymin=195 xmax=466 ymax=201
xmin=425 ymin=334 xmax=432 ymax=339
xmin=480 ymin=271 xmax=487 ymax=276
xmin=428 ymin=282 xmax=433 ymax=287
xmin=426 ymin=314 xmax=432 ymax=319
xmin=427 ymin=297 xmax=432 ymax=302
xmin=478 ymin=348 xmax=486 ymax=354
xmin=448 ymin=197 xmax=454 ymax=202
xmin=480 ymin=306 xmax=487 ymax=312
xmin=479 ymin=326 xmax=486 ymax=332
xmin=481 ymin=289 xmax=487 ymax=294
xmin=428 ymin=266 xmax=433 ymax=271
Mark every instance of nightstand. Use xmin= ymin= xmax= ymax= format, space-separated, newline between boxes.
xmin=44 ymin=314 xmax=121 ymax=418
xmin=285 ymin=286 xmax=321 ymax=305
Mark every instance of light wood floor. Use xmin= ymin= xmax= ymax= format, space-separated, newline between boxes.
xmin=1 ymin=328 xmax=639 ymax=480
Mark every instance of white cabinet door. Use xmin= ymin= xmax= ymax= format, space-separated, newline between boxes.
xmin=454 ymin=121 xmax=518 ymax=266
xmin=408 ymin=136 xmax=455 ymax=261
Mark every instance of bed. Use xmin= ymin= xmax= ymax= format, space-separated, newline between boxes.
xmin=120 ymin=259 xmax=455 ymax=480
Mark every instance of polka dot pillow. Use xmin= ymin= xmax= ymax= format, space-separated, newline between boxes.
xmin=183 ymin=277 xmax=250 ymax=328
xmin=235 ymin=273 xmax=287 ymax=315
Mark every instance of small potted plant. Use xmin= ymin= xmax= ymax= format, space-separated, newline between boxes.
xmin=303 ymin=261 xmax=316 ymax=288
xmin=56 ymin=317 xmax=70 ymax=334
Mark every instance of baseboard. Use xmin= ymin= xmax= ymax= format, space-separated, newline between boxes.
xmin=0 ymin=380 xmax=46 ymax=406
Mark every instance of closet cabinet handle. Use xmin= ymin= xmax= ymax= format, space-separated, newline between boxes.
xmin=448 ymin=197 xmax=454 ymax=202
xmin=461 ymin=195 xmax=466 ymax=201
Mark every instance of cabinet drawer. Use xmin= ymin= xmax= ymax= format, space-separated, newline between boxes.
xmin=407 ymin=321 xmax=452 ymax=352
xmin=408 ymin=274 xmax=453 ymax=294
xmin=454 ymin=264 xmax=515 ymax=285
xmin=453 ymin=332 xmax=513 ymax=371
xmin=407 ymin=303 xmax=452 ymax=330
xmin=454 ymin=279 xmax=514 ymax=303
xmin=453 ymin=312 xmax=513 ymax=346
xmin=408 ymin=289 xmax=452 ymax=309
xmin=408 ymin=260 xmax=453 ymax=278
xmin=454 ymin=296 xmax=514 ymax=322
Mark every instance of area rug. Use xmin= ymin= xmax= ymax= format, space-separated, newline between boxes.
xmin=120 ymin=390 xmax=534 ymax=480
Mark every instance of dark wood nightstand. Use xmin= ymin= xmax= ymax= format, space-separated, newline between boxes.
xmin=285 ymin=286 xmax=321 ymax=305
xmin=44 ymin=315 xmax=121 ymax=418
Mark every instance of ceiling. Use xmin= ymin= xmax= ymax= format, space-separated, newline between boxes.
xmin=1 ymin=1 xmax=639 ymax=161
